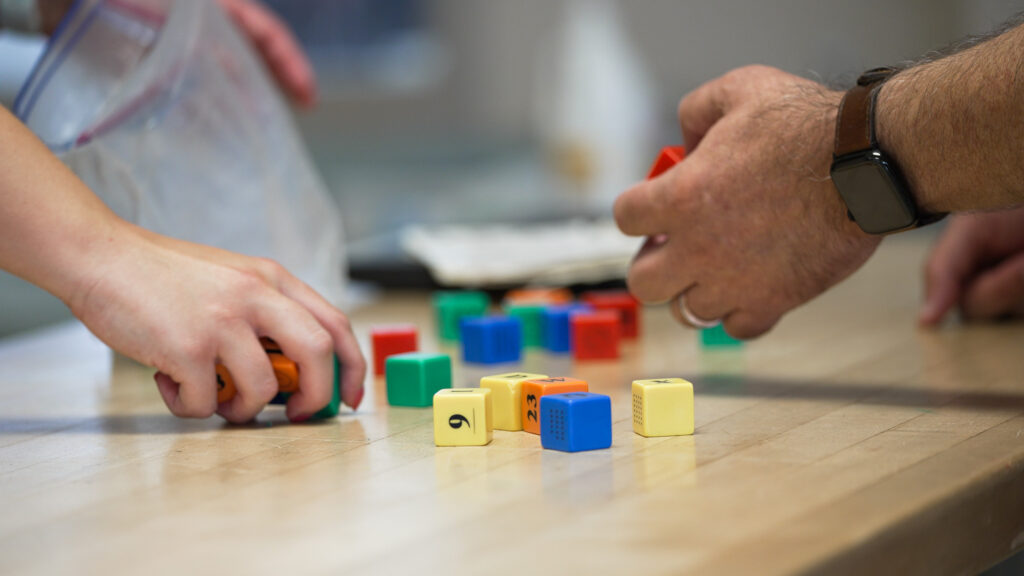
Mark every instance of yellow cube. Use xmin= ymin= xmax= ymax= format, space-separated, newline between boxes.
xmin=479 ymin=372 xmax=548 ymax=431
xmin=632 ymin=378 xmax=694 ymax=437
xmin=433 ymin=388 xmax=493 ymax=446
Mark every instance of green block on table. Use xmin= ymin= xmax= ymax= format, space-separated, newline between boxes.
xmin=386 ymin=352 xmax=452 ymax=407
xmin=433 ymin=291 xmax=490 ymax=342
xmin=505 ymin=303 xmax=545 ymax=348
xmin=312 ymin=355 xmax=343 ymax=419
xmin=271 ymin=355 xmax=342 ymax=419
xmin=701 ymin=325 xmax=743 ymax=348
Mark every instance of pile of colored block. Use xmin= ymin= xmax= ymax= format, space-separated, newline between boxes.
xmin=371 ymin=289 xmax=696 ymax=453
xmin=426 ymin=288 xmax=644 ymax=365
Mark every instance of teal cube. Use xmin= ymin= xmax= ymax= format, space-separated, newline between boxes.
xmin=433 ymin=291 xmax=490 ymax=342
xmin=386 ymin=352 xmax=452 ymax=407
xmin=700 ymin=324 xmax=743 ymax=348
xmin=505 ymin=303 xmax=545 ymax=348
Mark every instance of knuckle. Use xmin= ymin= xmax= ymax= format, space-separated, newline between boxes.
xmin=254 ymin=257 xmax=287 ymax=281
xmin=307 ymin=328 xmax=335 ymax=357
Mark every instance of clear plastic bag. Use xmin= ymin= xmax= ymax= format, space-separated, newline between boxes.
xmin=14 ymin=0 xmax=346 ymax=303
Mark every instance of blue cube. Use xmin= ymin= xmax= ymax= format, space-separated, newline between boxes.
xmin=461 ymin=316 xmax=523 ymax=364
xmin=540 ymin=392 xmax=612 ymax=452
xmin=541 ymin=304 xmax=592 ymax=353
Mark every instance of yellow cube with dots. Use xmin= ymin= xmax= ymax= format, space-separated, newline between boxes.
xmin=479 ymin=372 xmax=548 ymax=431
xmin=433 ymin=388 xmax=493 ymax=446
xmin=632 ymin=378 xmax=694 ymax=437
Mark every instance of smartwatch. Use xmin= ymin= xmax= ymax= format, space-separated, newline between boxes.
xmin=830 ymin=67 xmax=945 ymax=235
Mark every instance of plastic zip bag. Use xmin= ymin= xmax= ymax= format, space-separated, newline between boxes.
xmin=15 ymin=0 xmax=346 ymax=303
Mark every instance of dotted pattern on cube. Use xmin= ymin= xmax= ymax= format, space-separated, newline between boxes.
xmin=632 ymin=391 xmax=643 ymax=428
xmin=540 ymin=392 xmax=613 ymax=452
xmin=631 ymin=378 xmax=694 ymax=437
xmin=521 ymin=377 xmax=589 ymax=434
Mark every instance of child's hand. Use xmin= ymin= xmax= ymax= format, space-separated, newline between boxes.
xmin=68 ymin=224 xmax=365 ymax=424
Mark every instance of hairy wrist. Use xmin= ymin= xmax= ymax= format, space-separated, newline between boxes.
xmin=874 ymin=22 xmax=1024 ymax=214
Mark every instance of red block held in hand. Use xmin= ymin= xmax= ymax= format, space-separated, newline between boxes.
xmin=571 ymin=311 xmax=621 ymax=361
xmin=372 ymin=325 xmax=419 ymax=376
xmin=647 ymin=146 xmax=686 ymax=179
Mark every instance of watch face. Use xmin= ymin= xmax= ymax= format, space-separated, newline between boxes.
xmin=831 ymin=152 xmax=916 ymax=234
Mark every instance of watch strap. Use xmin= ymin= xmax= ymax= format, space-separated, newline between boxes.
xmin=833 ymin=67 xmax=895 ymax=158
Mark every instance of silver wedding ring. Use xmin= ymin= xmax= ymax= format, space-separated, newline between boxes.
xmin=671 ymin=293 xmax=721 ymax=329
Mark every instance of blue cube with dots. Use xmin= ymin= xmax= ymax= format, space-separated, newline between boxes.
xmin=540 ymin=392 xmax=612 ymax=452
xmin=541 ymin=303 xmax=592 ymax=353
xmin=461 ymin=316 xmax=523 ymax=364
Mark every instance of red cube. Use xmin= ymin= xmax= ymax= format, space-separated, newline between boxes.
xmin=581 ymin=290 xmax=641 ymax=339
xmin=371 ymin=325 xmax=418 ymax=376
xmin=571 ymin=311 xmax=621 ymax=361
xmin=647 ymin=146 xmax=686 ymax=179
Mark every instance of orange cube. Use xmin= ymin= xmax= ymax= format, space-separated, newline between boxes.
xmin=521 ymin=377 xmax=589 ymax=434
xmin=216 ymin=338 xmax=299 ymax=403
xmin=504 ymin=287 xmax=573 ymax=306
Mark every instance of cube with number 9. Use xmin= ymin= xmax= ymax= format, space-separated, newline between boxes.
xmin=433 ymin=388 xmax=493 ymax=446
xmin=520 ymin=377 xmax=588 ymax=434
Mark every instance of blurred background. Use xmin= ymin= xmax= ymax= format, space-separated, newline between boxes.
xmin=0 ymin=0 xmax=1021 ymax=336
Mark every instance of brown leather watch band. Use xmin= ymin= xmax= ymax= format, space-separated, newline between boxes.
xmin=833 ymin=67 xmax=895 ymax=158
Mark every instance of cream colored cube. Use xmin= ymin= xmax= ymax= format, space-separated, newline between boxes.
xmin=479 ymin=372 xmax=547 ymax=431
xmin=632 ymin=378 xmax=694 ymax=437
xmin=433 ymin=388 xmax=493 ymax=446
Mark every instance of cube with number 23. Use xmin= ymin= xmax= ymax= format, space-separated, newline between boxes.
xmin=520 ymin=377 xmax=588 ymax=434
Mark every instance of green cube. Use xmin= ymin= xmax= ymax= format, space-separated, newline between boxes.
xmin=270 ymin=355 xmax=343 ymax=419
xmin=505 ymin=303 xmax=545 ymax=348
xmin=386 ymin=352 xmax=452 ymax=407
xmin=433 ymin=291 xmax=490 ymax=342
xmin=312 ymin=355 xmax=343 ymax=419
xmin=700 ymin=324 xmax=743 ymax=348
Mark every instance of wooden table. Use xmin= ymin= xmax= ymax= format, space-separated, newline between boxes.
xmin=1 ymin=235 xmax=1023 ymax=575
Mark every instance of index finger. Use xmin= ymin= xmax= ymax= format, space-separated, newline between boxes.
xmin=678 ymin=75 xmax=730 ymax=152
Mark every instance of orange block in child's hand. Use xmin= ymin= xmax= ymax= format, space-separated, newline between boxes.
xmin=647 ymin=146 xmax=686 ymax=179
xmin=216 ymin=339 xmax=299 ymax=403
xmin=521 ymin=377 xmax=588 ymax=434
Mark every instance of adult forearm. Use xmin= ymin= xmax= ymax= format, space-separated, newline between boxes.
xmin=876 ymin=20 xmax=1024 ymax=214
xmin=0 ymin=106 xmax=122 ymax=305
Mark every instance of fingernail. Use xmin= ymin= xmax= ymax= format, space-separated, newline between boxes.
xmin=291 ymin=413 xmax=312 ymax=423
xmin=350 ymin=387 xmax=365 ymax=412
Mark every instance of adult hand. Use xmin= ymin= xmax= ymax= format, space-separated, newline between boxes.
xmin=920 ymin=208 xmax=1024 ymax=326
xmin=614 ymin=65 xmax=881 ymax=339
xmin=38 ymin=0 xmax=317 ymax=107
xmin=68 ymin=224 xmax=365 ymax=424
